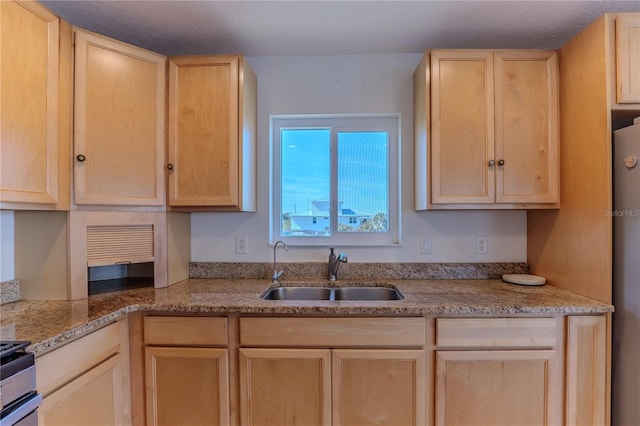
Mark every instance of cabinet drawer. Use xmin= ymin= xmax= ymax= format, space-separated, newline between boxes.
xmin=240 ymin=317 xmax=425 ymax=347
xmin=144 ymin=316 xmax=228 ymax=346
xmin=436 ymin=318 xmax=557 ymax=348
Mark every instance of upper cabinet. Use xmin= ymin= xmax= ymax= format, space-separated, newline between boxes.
xmin=73 ymin=29 xmax=166 ymax=206
xmin=414 ymin=49 xmax=559 ymax=210
xmin=494 ymin=51 xmax=559 ymax=205
xmin=615 ymin=13 xmax=640 ymax=104
xmin=0 ymin=0 xmax=62 ymax=206
xmin=429 ymin=51 xmax=495 ymax=205
xmin=167 ymin=55 xmax=257 ymax=211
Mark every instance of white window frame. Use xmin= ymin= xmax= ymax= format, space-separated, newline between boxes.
xmin=270 ymin=114 xmax=401 ymax=246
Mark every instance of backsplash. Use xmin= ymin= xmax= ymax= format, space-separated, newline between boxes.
xmin=0 ymin=279 xmax=20 ymax=305
xmin=190 ymin=262 xmax=528 ymax=280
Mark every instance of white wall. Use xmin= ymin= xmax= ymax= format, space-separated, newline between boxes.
xmin=191 ymin=54 xmax=527 ymax=263
xmin=0 ymin=211 xmax=15 ymax=280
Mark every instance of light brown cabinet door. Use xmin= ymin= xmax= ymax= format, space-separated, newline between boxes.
xmin=332 ymin=349 xmax=426 ymax=426
xmin=435 ymin=350 xmax=561 ymax=426
xmin=39 ymin=355 xmax=129 ymax=426
xmin=167 ymin=55 xmax=257 ymax=210
xmin=616 ymin=14 xmax=640 ymax=103
xmin=430 ymin=50 xmax=495 ymax=204
xmin=0 ymin=0 xmax=59 ymax=205
xmin=565 ymin=316 xmax=606 ymax=426
xmin=495 ymin=51 xmax=559 ymax=204
xmin=168 ymin=56 xmax=239 ymax=207
xmin=239 ymin=348 xmax=331 ymax=426
xmin=145 ymin=346 xmax=229 ymax=426
xmin=73 ymin=29 xmax=165 ymax=206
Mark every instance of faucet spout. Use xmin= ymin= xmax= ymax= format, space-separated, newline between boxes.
xmin=273 ymin=240 xmax=288 ymax=283
xmin=328 ymin=247 xmax=347 ymax=281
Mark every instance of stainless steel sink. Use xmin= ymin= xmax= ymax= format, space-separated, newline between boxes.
xmin=333 ymin=287 xmax=403 ymax=300
xmin=261 ymin=285 xmax=403 ymax=301
xmin=261 ymin=286 xmax=332 ymax=300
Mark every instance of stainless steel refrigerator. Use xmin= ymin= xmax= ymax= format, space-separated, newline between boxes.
xmin=612 ymin=116 xmax=640 ymax=426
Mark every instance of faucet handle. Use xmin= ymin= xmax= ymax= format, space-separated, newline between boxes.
xmin=273 ymin=269 xmax=284 ymax=282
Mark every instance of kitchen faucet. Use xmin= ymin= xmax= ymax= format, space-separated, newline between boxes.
xmin=328 ymin=247 xmax=347 ymax=281
xmin=272 ymin=240 xmax=288 ymax=283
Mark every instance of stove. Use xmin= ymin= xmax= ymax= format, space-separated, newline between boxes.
xmin=0 ymin=341 xmax=41 ymax=426
xmin=0 ymin=342 xmax=28 ymax=355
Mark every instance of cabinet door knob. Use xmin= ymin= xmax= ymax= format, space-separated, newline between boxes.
xmin=488 ymin=160 xmax=495 ymax=167
xmin=167 ymin=163 xmax=174 ymax=170
xmin=76 ymin=154 xmax=86 ymax=162
xmin=498 ymin=159 xmax=505 ymax=166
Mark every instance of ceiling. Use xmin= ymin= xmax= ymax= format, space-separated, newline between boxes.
xmin=41 ymin=0 xmax=640 ymax=56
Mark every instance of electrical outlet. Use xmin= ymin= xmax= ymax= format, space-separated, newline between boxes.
xmin=475 ymin=236 xmax=488 ymax=255
xmin=236 ymin=236 xmax=248 ymax=254
xmin=420 ymin=237 xmax=432 ymax=255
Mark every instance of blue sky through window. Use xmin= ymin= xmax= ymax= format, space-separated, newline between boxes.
xmin=338 ymin=131 xmax=388 ymax=216
xmin=281 ymin=128 xmax=388 ymax=218
xmin=281 ymin=129 xmax=330 ymax=215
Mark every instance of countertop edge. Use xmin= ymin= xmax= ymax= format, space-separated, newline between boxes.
xmin=2 ymin=279 xmax=613 ymax=356
xmin=30 ymin=306 xmax=136 ymax=355
xmin=28 ymin=302 xmax=613 ymax=356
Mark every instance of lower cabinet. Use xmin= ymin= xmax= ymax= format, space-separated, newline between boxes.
xmin=145 ymin=347 xmax=229 ymax=426
xmin=434 ymin=317 xmax=563 ymax=426
xmin=239 ymin=348 xmax=331 ymax=426
xmin=132 ymin=314 xmax=607 ymax=426
xmin=142 ymin=316 xmax=229 ymax=426
xmin=332 ymin=349 xmax=426 ymax=426
xmin=39 ymin=355 xmax=124 ymax=426
xmin=565 ymin=315 xmax=607 ymax=426
xmin=238 ymin=348 xmax=425 ymax=426
xmin=238 ymin=317 xmax=427 ymax=426
xmin=435 ymin=350 xmax=559 ymax=426
xmin=36 ymin=318 xmax=131 ymax=426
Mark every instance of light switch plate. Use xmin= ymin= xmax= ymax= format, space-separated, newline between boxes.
xmin=421 ymin=237 xmax=432 ymax=255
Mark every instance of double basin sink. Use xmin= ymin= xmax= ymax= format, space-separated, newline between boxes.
xmin=262 ymin=284 xmax=404 ymax=301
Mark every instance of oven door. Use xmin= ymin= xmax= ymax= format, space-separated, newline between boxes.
xmin=0 ymin=391 xmax=42 ymax=426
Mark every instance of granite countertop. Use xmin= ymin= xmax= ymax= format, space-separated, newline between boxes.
xmin=0 ymin=278 xmax=613 ymax=355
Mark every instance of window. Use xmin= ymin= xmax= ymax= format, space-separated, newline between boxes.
xmin=271 ymin=115 xmax=400 ymax=246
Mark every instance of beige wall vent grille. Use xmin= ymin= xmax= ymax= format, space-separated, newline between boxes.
xmin=86 ymin=225 xmax=154 ymax=267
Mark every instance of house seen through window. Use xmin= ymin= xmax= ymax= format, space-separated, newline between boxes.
xmin=271 ymin=115 xmax=400 ymax=246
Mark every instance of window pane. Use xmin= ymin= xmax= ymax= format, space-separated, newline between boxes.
xmin=337 ymin=131 xmax=388 ymax=233
xmin=281 ymin=129 xmax=330 ymax=236
xmin=272 ymin=115 xmax=399 ymax=246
